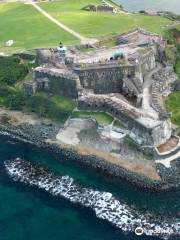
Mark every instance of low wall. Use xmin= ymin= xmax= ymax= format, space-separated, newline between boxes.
xmin=155 ymin=136 xmax=180 ymax=158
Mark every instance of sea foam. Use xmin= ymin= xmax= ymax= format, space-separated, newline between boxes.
xmin=4 ymin=158 xmax=180 ymax=239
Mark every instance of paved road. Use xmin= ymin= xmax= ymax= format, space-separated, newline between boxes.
xmin=30 ymin=2 xmax=98 ymax=45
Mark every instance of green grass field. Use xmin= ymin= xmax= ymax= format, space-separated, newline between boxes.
xmin=39 ymin=0 xmax=172 ymax=38
xmin=51 ymin=95 xmax=76 ymax=113
xmin=0 ymin=0 xmax=173 ymax=53
xmin=72 ymin=111 xmax=114 ymax=125
xmin=0 ymin=2 xmax=79 ymax=53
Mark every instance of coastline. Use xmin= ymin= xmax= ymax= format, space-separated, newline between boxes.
xmin=0 ymin=109 xmax=179 ymax=192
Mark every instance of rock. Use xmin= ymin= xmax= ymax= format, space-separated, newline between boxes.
xmin=4 ymin=40 xmax=14 ymax=47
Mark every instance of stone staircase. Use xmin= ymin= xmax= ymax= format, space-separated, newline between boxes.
xmin=151 ymin=66 xmax=177 ymax=120
xmin=123 ymin=77 xmax=142 ymax=96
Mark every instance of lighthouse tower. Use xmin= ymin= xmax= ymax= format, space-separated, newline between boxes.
xmin=57 ymin=42 xmax=67 ymax=58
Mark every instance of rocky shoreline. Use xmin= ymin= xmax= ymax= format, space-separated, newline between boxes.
xmin=0 ymin=118 xmax=179 ymax=192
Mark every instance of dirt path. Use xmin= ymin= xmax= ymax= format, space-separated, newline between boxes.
xmin=29 ymin=2 xmax=98 ymax=45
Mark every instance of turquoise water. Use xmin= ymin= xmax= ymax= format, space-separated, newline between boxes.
xmin=115 ymin=0 xmax=180 ymax=14
xmin=0 ymin=135 xmax=179 ymax=240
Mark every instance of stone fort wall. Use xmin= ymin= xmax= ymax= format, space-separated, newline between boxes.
xmin=34 ymin=68 xmax=79 ymax=99
xmin=78 ymin=96 xmax=171 ymax=146
xmin=75 ymin=64 xmax=132 ymax=94
xmin=74 ymin=50 xmax=155 ymax=97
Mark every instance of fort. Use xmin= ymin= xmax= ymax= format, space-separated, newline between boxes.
xmin=24 ymin=28 xmax=179 ymax=151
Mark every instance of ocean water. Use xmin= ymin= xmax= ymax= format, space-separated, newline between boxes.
xmin=115 ymin=0 xmax=180 ymax=14
xmin=0 ymin=134 xmax=179 ymax=240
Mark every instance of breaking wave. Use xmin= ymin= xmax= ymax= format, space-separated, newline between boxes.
xmin=0 ymin=130 xmax=33 ymax=144
xmin=4 ymin=158 xmax=180 ymax=239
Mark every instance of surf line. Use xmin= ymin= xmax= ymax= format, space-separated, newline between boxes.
xmin=4 ymin=158 xmax=180 ymax=239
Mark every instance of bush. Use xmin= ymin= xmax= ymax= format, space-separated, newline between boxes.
xmin=0 ymin=56 xmax=28 ymax=85
xmin=175 ymin=44 xmax=180 ymax=78
xmin=5 ymin=92 xmax=26 ymax=110
xmin=0 ymin=84 xmax=15 ymax=97
xmin=0 ymin=54 xmax=74 ymax=123
xmin=0 ymin=84 xmax=73 ymax=123
xmin=139 ymin=10 xmax=147 ymax=14
xmin=24 ymin=94 xmax=71 ymax=123
xmin=124 ymin=136 xmax=140 ymax=150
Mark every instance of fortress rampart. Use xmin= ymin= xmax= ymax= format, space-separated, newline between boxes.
xmin=32 ymin=67 xmax=79 ymax=98
xmin=75 ymin=64 xmax=129 ymax=94
xmin=74 ymin=50 xmax=155 ymax=99
xmin=78 ymin=93 xmax=172 ymax=146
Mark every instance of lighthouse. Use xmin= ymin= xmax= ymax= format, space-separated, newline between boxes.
xmin=57 ymin=42 xmax=67 ymax=57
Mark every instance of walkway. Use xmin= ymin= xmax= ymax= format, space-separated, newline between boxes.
xmin=141 ymin=65 xmax=162 ymax=119
xmin=155 ymin=151 xmax=180 ymax=168
xmin=29 ymin=2 xmax=98 ymax=45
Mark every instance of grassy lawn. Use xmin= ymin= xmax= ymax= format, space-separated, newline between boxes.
xmin=51 ymin=95 xmax=76 ymax=113
xmin=124 ymin=135 xmax=140 ymax=150
xmin=0 ymin=0 xmax=173 ymax=54
xmin=113 ymin=119 xmax=126 ymax=128
xmin=72 ymin=111 xmax=127 ymax=127
xmin=165 ymin=91 xmax=180 ymax=130
xmin=28 ymin=92 xmax=76 ymax=121
xmin=0 ymin=2 xmax=79 ymax=54
xmin=175 ymin=61 xmax=180 ymax=78
xmin=165 ymin=45 xmax=175 ymax=64
xmin=39 ymin=0 xmax=172 ymax=38
xmin=72 ymin=111 xmax=114 ymax=125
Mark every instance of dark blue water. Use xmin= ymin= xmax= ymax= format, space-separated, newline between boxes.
xmin=0 ymin=134 xmax=179 ymax=240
